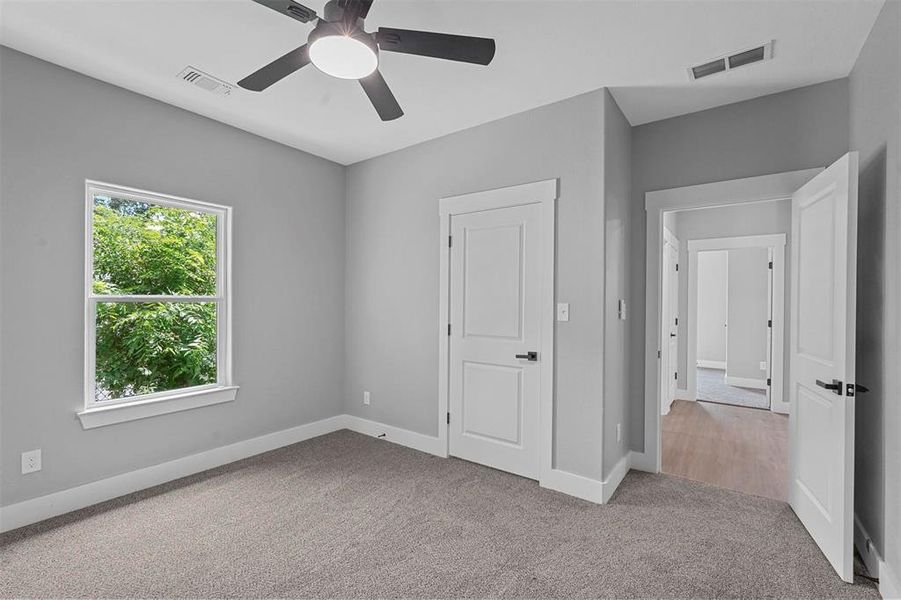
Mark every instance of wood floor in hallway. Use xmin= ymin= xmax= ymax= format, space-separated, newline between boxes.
xmin=662 ymin=399 xmax=789 ymax=501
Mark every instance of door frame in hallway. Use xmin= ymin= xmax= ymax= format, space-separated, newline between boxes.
xmin=438 ymin=179 xmax=557 ymax=481
xmin=638 ymin=167 xmax=822 ymax=474
xmin=686 ymin=233 xmax=787 ymax=413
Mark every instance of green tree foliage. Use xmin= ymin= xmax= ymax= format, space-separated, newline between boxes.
xmin=92 ymin=199 xmax=218 ymax=400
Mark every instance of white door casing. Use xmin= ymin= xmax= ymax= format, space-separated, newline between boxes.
xmin=448 ymin=203 xmax=541 ymax=478
xmin=788 ymin=152 xmax=858 ymax=583
xmin=438 ymin=179 xmax=556 ymax=485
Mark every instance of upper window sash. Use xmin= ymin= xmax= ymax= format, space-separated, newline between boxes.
xmin=86 ymin=181 xmax=230 ymax=301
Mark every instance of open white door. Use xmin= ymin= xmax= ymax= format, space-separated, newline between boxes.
xmin=662 ymin=229 xmax=679 ymax=414
xmin=788 ymin=152 xmax=858 ymax=582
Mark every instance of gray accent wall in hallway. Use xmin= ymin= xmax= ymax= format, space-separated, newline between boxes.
xmin=345 ymin=91 xmax=611 ymax=480
xmin=629 ymin=78 xmax=851 ymax=449
xmin=849 ymin=0 xmax=900 ymax=587
xmin=0 ymin=48 xmax=347 ymax=506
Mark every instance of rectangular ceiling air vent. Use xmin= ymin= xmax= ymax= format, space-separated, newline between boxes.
xmin=178 ymin=67 xmax=233 ymax=96
xmin=688 ymin=41 xmax=773 ymax=81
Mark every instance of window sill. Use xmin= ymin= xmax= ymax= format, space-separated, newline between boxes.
xmin=77 ymin=386 xmax=239 ymax=429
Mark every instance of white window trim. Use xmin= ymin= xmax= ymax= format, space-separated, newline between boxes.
xmin=78 ymin=180 xmax=236 ymax=429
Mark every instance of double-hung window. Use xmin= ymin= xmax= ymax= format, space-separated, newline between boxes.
xmin=79 ymin=181 xmax=235 ymax=428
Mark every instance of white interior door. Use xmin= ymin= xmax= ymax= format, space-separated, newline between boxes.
xmin=662 ymin=232 xmax=679 ymax=413
xmin=789 ymin=152 xmax=858 ymax=582
xmin=448 ymin=203 xmax=542 ymax=479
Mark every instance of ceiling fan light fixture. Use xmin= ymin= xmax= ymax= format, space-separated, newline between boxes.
xmin=308 ymin=27 xmax=378 ymax=80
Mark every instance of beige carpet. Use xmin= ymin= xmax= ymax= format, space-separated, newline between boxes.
xmin=0 ymin=430 xmax=879 ymax=599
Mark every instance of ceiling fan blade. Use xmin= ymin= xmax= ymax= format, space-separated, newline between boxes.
xmin=238 ymin=44 xmax=310 ymax=91
xmin=249 ymin=0 xmax=317 ymax=23
xmin=337 ymin=0 xmax=374 ymax=21
xmin=359 ymin=70 xmax=403 ymax=121
xmin=376 ymin=28 xmax=495 ymax=65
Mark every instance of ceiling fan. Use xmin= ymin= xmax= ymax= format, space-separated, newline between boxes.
xmin=238 ymin=0 xmax=497 ymax=121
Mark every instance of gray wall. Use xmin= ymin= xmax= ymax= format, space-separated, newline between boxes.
xmin=602 ymin=91 xmax=631 ymax=478
xmin=0 ymin=48 xmax=347 ymax=506
xmin=630 ymin=79 xmax=850 ymax=449
xmin=725 ymin=248 xmax=769 ymax=382
xmin=345 ymin=90 xmax=609 ymax=480
xmin=849 ymin=0 xmax=900 ymax=581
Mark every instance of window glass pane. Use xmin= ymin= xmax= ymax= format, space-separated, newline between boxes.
xmin=92 ymin=195 xmax=217 ymax=296
xmin=94 ymin=302 xmax=217 ymax=402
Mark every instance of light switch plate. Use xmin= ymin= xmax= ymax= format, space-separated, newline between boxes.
xmin=363 ymin=391 xmax=371 ymax=406
xmin=618 ymin=299 xmax=627 ymax=320
xmin=760 ymin=361 xmax=768 ymax=371
xmin=556 ymin=303 xmax=570 ymax=322
xmin=21 ymin=449 xmax=41 ymax=475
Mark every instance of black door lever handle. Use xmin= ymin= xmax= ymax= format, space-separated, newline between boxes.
xmin=515 ymin=351 xmax=538 ymax=361
xmin=816 ymin=379 xmax=843 ymax=395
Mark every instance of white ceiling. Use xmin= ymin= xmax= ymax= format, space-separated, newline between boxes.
xmin=0 ymin=0 xmax=883 ymax=165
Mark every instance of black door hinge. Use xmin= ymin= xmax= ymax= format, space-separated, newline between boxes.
xmin=674 ymin=372 xmax=678 ymax=380
xmin=675 ymin=264 xmax=679 ymax=272
xmin=675 ymin=317 xmax=679 ymax=326
xmin=767 ymin=378 xmax=772 ymax=387
xmin=769 ymin=261 xmax=773 ymax=269
xmin=658 ymin=350 xmax=662 ymax=358
xmin=447 ymin=323 xmax=451 ymax=336
xmin=448 ymin=235 xmax=452 ymax=248
xmin=768 ymin=319 xmax=772 ymax=328
xmin=446 ymin=412 xmax=450 ymax=424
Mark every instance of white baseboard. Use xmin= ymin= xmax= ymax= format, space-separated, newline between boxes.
xmin=771 ymin=400 xmax=790 ymax=415
xmin=854 ymin=514 xmax=883 ymax=580
xmin=675 ymin=389 xmax=696 ymax=401
xmin=341 ymin=415 xmax=446 ymax=457
xmin=1 ymin=413 xmax=639 ymax=533
xmin=540 ymin=468 xmax=604 ymax=503
xmin=697 ymin=360 xmax=726 ymax=369
xmin=724 ymin=375 xmax=768 ymax=390
xmin=0 ymin=414 xmax=347 ymax=533
xmin=601 ymin=452 xmax=631 ymax=502
xmin=538 ymin=451 xmax=633 ymax=505
xmin=629 ymin=450 xmax=657 ymax=473
xmin=883 ymin=561 xmax=901 ymax=600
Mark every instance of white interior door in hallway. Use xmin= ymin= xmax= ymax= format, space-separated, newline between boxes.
xmin=448 ymin=202 xmax=544 ymax=479
xmin=661 ymin=228 xmax=680 ymax=414
xmin=789 ymin=152 xmax=859 ymax=582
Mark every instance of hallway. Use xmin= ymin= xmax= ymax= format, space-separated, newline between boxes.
xmin=662 ymin=400 xmax=788 ymax=500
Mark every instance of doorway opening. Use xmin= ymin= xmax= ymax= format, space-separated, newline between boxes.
xmin=658 ymin=210 xmax=789 ymax=500
xmin=695 ymin=248 xmax=769 ymax=409
xmin=643 ymin=159 xmax=860 ymax=582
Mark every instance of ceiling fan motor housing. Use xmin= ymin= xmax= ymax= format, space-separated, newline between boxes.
xmin=321 ymin=0 xmax=364 ymax=26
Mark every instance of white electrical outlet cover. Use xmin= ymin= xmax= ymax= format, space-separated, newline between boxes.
xmin=556 ymin=303 xmax=570 ymax=322
xmin=21 ymin=449 xmax=42 ymax=474
xmin=363 ymin=391 xmax=371 ymax=405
